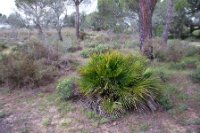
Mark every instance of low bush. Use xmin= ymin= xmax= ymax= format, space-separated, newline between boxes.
xmin=185 ymin=46 xmax=200 ymax=57
xmin=80 ymin=51 xmax=162 ymax=115
xmin=80 ymin=49 xmax=91 ymax=58
xmin=57 ymin=77 xmax=76 ymax=101
xmin=124 ymin=40 xmax=140 ymax=49
xmin=167 ymin=42 xmax=186 ymax=62
xmin=19 ymin=39 xmax=59 ymax=61
xmin=93 ymin=44 xmax=110 ymax=54
xmin=0 ymin=40 xmax=60 ymax=88
xmin=157 ymin=71 xmax=170 ymax=82
xmin=0 ymin=53 xmax=37 ymax=87
xmin=153 ymin=39 xmax=192 ymax=62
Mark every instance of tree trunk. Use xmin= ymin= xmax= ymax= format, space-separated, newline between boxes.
xmin=162 ymin=0 xmax=174 ymax=47
xmin=36 ymin=23 xmax=44 ymax=40
xmin=139 ymin=0 xmax=157 ymax=53
xmin=36 ymin=23 xmax=43 ymax=35
xmin=57 ymin=27 xmax=63 ymax=41
xmin=190 ymin=25 xmax=194 ymax=35
xmin=75 ymin=4 xmax=80 ymax=39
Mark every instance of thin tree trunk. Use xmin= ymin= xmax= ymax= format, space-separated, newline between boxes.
xmin=75 ymin=4 xmax=80 ymax=39
xmin=190 ymin=25 xmax=194 ymax=35
xmin=57 ymin=26 xmax=63 ymax=41
xmin=162 ymin=0 xmax=174 ymax=47
xmin=58 ymin=29 xmax=63 ymax=41
xmin=139 ymin=0 xmax=157 ymax=53
xmin=36 ymin=23 xmax=43 ymax=35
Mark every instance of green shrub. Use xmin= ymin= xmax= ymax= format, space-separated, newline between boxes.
xmin=80 ymin=44 xmax=110 ymax=58
xmin=80 ymin=51 xmax=162 ymax=114
xmin=92 ymin=44 xmax=110 ymax=54
xmin=191 ymin=68 xmax=200 ymax=83
xmin=57 ymin=77 xmax=76 ymax=101
xmin=113 ymin=25 xmax=124 ymax=33
xmin=80 ymin=49 xmax=91 ymax=58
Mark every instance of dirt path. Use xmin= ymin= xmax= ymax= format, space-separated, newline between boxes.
xmin=1 ymin=86 xmax=200 ymax=133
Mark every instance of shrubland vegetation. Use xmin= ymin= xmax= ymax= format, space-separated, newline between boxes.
xmin=0 ymin=0 xmax=200 ymax=132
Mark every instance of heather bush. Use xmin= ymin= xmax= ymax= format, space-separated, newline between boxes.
xmin=0 ymin=39 xmax=61 ymax=88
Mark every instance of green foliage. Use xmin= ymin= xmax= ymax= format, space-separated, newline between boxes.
xmin=193 ymin=30 xmax=200 ymax=37
xmin=0 ymin=42 xmax=8 ymax=51
xmin=113 ymin=25 xmax=125 ymax=33
xmin=80 ymin=49 xmax=91 ymax=58
xmin=157 ymin=71 xmax=170 ymax=83
xmin=80 ymin=51 xmax=162 ymax=114
xmin=57 ymin=77 xmax=76 ymax=101
xmin=0 ymin=111 xmax=6 ymax=118
xmin=154 ymin=24 xmax=163 ymax=37
xmin=42 ymin=117 xmax=51 ymax=127
xmin=86 ymin=111 xmax=96 ymax=119
xmin=0 ymin=52 xmax=6 ymax=61
xmin=124 ymin=40 xmax=140 ymax=49
xmin=93 ymin=44 xmax=110 ymax=54
xmin=80 ymin=44 xmax=110 ymax=58
xmin=153 ymin=40 xmax=197 ymax=62
xmin=170 ymin=59 xmax=197 ymax=70
xmin=158 ymin=85 xmax=175 ymax=111
xmin=191 ymin=67 xmax=200 ymax=83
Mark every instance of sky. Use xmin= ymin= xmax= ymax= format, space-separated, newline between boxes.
xmin=0 ymin=0 xmax=97 ymax=16
xmin=0 ymin=0 xmax=16 ymax=16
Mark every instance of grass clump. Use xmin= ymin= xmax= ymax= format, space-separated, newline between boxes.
xmin=80 ymin=51 xmax=162 ymax=115
xmin=57 ymin=77 xmax=76 ymax=101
